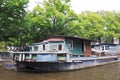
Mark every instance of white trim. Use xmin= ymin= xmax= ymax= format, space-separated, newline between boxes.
xmin=29 ymin=54 xmax=32 ymax=59
xmin=22 ymin=54 xmax=25 ymax=61
xmin=19 ymin=54 xmax=22 ymax=61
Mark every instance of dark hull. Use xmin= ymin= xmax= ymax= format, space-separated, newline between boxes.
xmin=16 ymin=57 xmax=118 ymax=72
xmin=16 ymin=61 xmax=83 ymax=72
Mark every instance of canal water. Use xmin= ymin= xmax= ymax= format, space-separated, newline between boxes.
xmin=0 ymin=62 xmax=120 ymax=80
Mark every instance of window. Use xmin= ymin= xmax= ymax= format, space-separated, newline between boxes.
xmin=68 ymin=40 xmax=73 ymax=50
xmin=102 ymin=46 xmax=104 ymax=50
xmin=34 ymin=46 xmax=38 ymax=51
xmin=105 ymin=46 xmax=109 ymax=50
xmin=58 ymin=44 xmax=62 ymax=51
xmin=43 ymin=45 xmax=45 ymax=51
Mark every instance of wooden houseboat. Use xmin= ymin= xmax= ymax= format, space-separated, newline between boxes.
xmin=11 ymin=36 xmax=118 ymax=72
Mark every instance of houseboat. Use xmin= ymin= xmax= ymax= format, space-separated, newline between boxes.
xmin=92 ymin=43 xmax=120 ymax=56
xmin=11 ymin=36 xmax=118 ymax=72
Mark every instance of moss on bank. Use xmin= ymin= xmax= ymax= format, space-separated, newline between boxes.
xmin=0 ymin=42 xmax=7 ymax=52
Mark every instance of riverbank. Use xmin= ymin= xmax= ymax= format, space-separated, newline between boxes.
xmin=0 ymin=56 xmax=13 ymax=66
xmin=0 ymin=52 xmax=12 ymax=66
xmin=0 ymin=57 xmax=16 ymax=71
xmin=0 ymin=56 xmax=5 ymax=66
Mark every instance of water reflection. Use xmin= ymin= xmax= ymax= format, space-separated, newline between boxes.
xmin=0 ymin=62 xmax=120 ymax=80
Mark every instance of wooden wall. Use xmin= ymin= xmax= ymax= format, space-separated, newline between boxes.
xmin=84 ymin=41 xmax=91 ymax=56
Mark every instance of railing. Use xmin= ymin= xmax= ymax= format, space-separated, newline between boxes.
xmin=13 ymin=52 xmax=68 ymax=62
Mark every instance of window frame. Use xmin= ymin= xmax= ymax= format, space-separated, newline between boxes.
xmin=68 ymin=40 xmax=73 ymax=50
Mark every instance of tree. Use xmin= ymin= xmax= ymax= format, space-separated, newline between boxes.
xmin=72 ymin=11 xmax=120 ymax=44
xmin=28 ymin=0 xmax=77 ymax=42
xmin=98 ymin=11 xmax=120 ymax=43
xmin=0 ymin=0 xmax=28 ymax=46
xmin=72 ymin=11 xmax=105 ymax=41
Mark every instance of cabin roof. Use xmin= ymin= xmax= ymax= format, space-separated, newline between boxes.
xmin=45 ymin=35 xmax=94 ymax=42
xmin=92 ymin=43 xmax=117 ymax=46
xmin=33 ymin=35 xmax=94 ymax=45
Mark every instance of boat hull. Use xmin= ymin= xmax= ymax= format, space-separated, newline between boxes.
xmin=16 ymin=57 xmax=118 ymax=72
xmin=16 ymin=61 xmax=84 ymax=72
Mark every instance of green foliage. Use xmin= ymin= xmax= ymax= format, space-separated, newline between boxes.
xmin=1 ymin=0 xmax=120 ymax=48
xmin=72 ymin=11 xmax=120 ymax=43
xmin=73 ymin=11 xmax=105 ymax=40
xmin=0 ymin=0 xmax=29 ymax=46
xmin=28 ymin=0 xmax=77 ymax=42
xmin=0 ymin=42 xmax=7 ymax=52
xmin=98 ymin=11 xmax=120 ymax=43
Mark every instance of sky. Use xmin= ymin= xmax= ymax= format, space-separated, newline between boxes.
xmin=28 ymin=0 xmax=120 ymax=13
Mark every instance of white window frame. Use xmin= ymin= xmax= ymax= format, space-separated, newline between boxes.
xmin=58 ymin=44 xmax=62 ymax=51
xmin=68 ymin=40 xmax=73 ymax=50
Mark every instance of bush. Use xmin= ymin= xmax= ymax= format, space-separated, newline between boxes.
xmin=0 ymin=42 xmax=7 ymax=52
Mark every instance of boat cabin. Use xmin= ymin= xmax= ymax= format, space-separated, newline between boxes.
xmin=13 ymin=36 xmax=92 ymax=62
xmin=30 ymin=36 xmax=92 ymax=55
xmin=92 ymin=43 xmax=120 ymax=56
